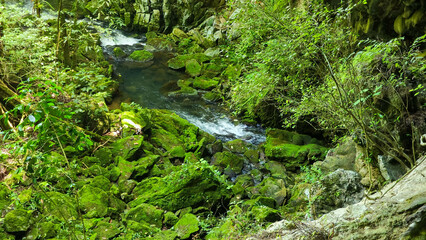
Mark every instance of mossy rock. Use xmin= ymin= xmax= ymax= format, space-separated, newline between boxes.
xmin=78 ymin=185 xmax=109 ymax=218
xmin=125 ymin=203 xmax=164 ymax=228
xmin=174 ymin=213 xmax=199 ymax=239
xmin=117 ymin=157 xmax=136 ymax=182
xmin=164 ymin=211 xmax=179 ymax=227
xmin=172 ymin=27 xmax=188 ymax=39
xmin=232 ymin=174 xmax=254 ymax=196
xmin=185 ymin=59 xmax=202 ymax=77
xmin=132 ymin=155 xmax=160 ymax=180
xmin=27 ymin=221 xmax=60 ymax=239
xmin=4 ymin=209 xmax=32 ymax=233
xmin=130 ymin=164 xmax=231 ymax=212
xmin=202 ymin=91 xmax=220 ymax=102
xmin=0 ymin=183 xmax=11 ymax=212
xmin=128 ymin=50 xmax=154 ymax=62
xmin=151 ymin=128 xmax=184 ymax=152
xmin=94 ymin=220 xmax=121 ymax=240
xmin=146 ymin=37 xmax=175 ymax=51
xmin=111 ymin=135 xmax=144 ymax=161
xmin=89 ymin=175 xmax=111 ymax=191
xmin=167 ymin=53 xmax=211 ymax=70
xmin=264 ymin=129 xmax=328 ymax=169
xmin=249 ymin=177 xmax=287 ymax=207
xmin=113 ymin=47 xmax=126 ymax=58
xmin=121 ymin=110 xmax=151 ymax=133
xmin=43 ymin=191 xmax=79 ymax=220
xmin=264 ymin=161 xmax=287 ymax=179
xmin=126 ymin=220 xmax=160 ymax=236
xmin=192 ymin=76 xmax=219 ymax=90
xmin=93 ymin=148 xmax=114 ymax=167
xmin=224 ymin=139 xmax=249 ymax=154
xmin=212 ymin=151 xmax=245 ymax=175
xmin=168 ymin=86 xmax=198 ymax=98
xmin=148 ymin=230 xmax=179 ymax=240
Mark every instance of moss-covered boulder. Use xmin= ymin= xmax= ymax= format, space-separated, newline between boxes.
xmin=185 ymin=59 xmax=202 ymax=77
xmin=264 ymin=129 xmax=328 ymax=169
xmin=121 ymin=110 xmax=151 ymax=133
xmin=212 ymin=151 xmax=245 ymax=175
xmin=224 ymin=139 xmax=249 ymax=154
xmin=111 ymin=135 xmax=144 ymax=161
xmin=43 ymin=191 xmax=79 ymax=220
xmin=93 ymin=220 xmax=121 ymax=240
xmin=174 ymin=213 xmax=199 ymax=239
xmin=146 ymin=37 xmax=175 ymax=51
xmin=4 ymin=209 xmax=32 ymax=233
xmin=264 ymin=161 xmax=288 ymax=179
xmin=113 ymin=47 xmax=126 ymax=58
xmin=164 ymin=211 xmax=179 ymax=227
xmin=167 ymin=53 xmax=211 ymax=70
xmin=192 ymin=76 xmax=219 ymax=90
xmin=132 ymin=155 xmax=160 ymax=180
xmin=129 ymin=50 xmax=154 ymax=62
xmin=89 ymin=175 xmax=111 ymax=191
xmin=117 ymin=157 xmax=136 ymax=182
xmin=0 ymin=183 xmax=11 ymax=212
xmin=125 ymin=203 xmax=164 ymax=228
xmin=130 ymin=163 xmax=231 ymax=212
xmin=232 ymin=174 xmax=254 ymax=197
xmin=249 ymin=177 xmax=287 ymax=207
xmin=78 ymin=185 xmax=109 ymax=218
xmin=27 ymin=221 xmax=60 ymax=239
xmin=167 ymin=86 xmax=198 ymax=98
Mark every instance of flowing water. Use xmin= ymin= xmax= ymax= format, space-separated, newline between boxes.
xmin=102 ymin=31 xmax=266 ymax=144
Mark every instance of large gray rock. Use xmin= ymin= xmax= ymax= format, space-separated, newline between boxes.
xmin=249 ymin=157 xmax=426 ymax=240
xmin=310 ymin=169 xmax=364 ymax=216
xmin=378 ymin=154 xmax=406 ymax=181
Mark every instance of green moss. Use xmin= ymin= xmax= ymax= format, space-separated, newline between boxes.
xmin=174 ymin=213 xmax=199 ymax=239
xmin=168 ymin=86 xmax=198 ymax=97
xmin=128 ymin=50 xmax=154 ymax=62
xmin=43 ymin=191 xmax=78 ymax=220
xmin=146 ymin=37 xmax=175 ymax=51
xmin=125 ymin=203 xmax=164 ymax=228
xmin=94 ymin=220 xmax=121 ymax=240
xmin=113 ymin=47 xmax=126 ymax=58
xmin=192 ymin=76 xmax=219 ymax=90
xmin=78 ymin=185 xmax=109 ymax=218
xmin=164 ymin=211 xmax=179 ymax=227
xmin=111 ymin=135 xmax=144 ymax=161
xmin=117 ymin=157 xmax=136 ymax=182
xmin=168 ymin=53 xmax=211 ymax=70
xmin=130 ymin=164 xmax=231 ymax=212
xmin=133 ymin=155 xmax=160 ymax=179
xmin=224 ymin=139 xmax=249 ymax=154
xmin=222 ymin=64 xmax=241 ymax=80
xmin=202 ymin=91 xmax=220 ymax=102
xmin=148 ymin=230 xmax=179 ymax=240
xmin=264 ymin=161 xmax=287 ymax=179
xmin=169 ymin=146 xmax=186 ymax=158
xmin=232 ymin=174 xmax=254 ymax=196
xmin=212 ymin=151 xmax=244 ymax=174
xmin=185 ymin=59 xmax=202 ymax=77
xmin=4 ymin=209 xmax=32 ymax=233
xmin=0 ymin=184 xmax=11 ymax=212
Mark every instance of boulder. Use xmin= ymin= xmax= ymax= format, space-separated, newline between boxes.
xmin=125 ymin=203 xmax=164 ymax=228
xmin=310 ymin=169 xmax=364 ymax=216
xmin=128 ymin=50 xmax=154 ymax=62
xmin=78 ymin=185 xmax=109 ymax=218
xmin=378 ymin=155 xmax=406 ymax=181
xmin=212 ymin=151 xmax=245 ymax=175
xmin=174 ymin=213 xmax=199 ymax=239
xmin=4 ymin=209 xmax=31 ymax=233
xmin=130 ymin=163 xmax=231 ymax=212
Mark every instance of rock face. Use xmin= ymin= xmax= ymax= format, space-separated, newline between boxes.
xmin=250 ymin=157 xmax=426 ymax=240
xmin=84 ymin=0 xmax=226 ymax=32
xmin=310 ymin=169 xmax=364 ymax=216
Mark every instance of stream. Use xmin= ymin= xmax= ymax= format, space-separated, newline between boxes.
xmin=19 ymin=0 xmax=266 ymax=144
xmin=101 ymin=30 xmax=266 ymax=145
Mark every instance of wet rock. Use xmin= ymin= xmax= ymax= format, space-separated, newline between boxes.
xmin=311 ymin=169 xmax=364 ymax=216
xmin=4 ymin=209 xmax=31 ymax=233
xmin=232 ymin=174 xmax=254 ymax=197
xmin=113 ymin=47 xmax=126 ymax=58
xmin=174 ymin=213 xmax=199 ymax=239
xmin=128 ymin=50 xmax=154 ymax=62
xmin=192 ymin=76 xmax=219 ymax=90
